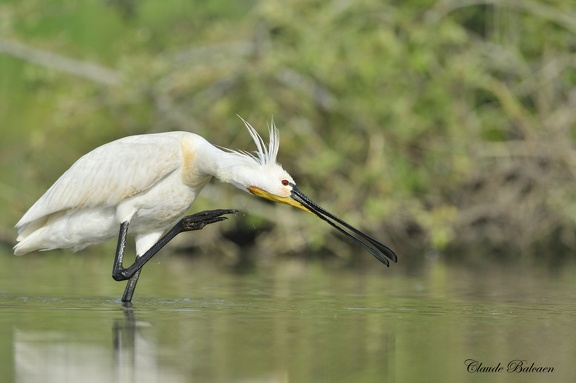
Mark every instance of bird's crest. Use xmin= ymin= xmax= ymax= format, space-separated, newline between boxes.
xmin=230 ymin=116 xmax=280 ymax=167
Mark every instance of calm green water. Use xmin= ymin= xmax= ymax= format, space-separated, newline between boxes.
xmin=0 ymin=250 xmax=574 ymax=383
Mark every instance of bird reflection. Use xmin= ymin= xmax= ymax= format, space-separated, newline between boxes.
xmin=113 ymin=308 xmax=159 ymax=383
xmin=14 ymin=306 xmax=182 ymax=383
xmin=14 ymin=301 xmax=316 ymax=382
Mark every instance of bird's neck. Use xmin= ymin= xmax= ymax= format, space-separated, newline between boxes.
xmin=192 ymin=138 xmax=255 ymax=191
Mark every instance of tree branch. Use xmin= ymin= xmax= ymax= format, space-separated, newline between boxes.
xmin=0 ymin=38 xmax=123 ymax=86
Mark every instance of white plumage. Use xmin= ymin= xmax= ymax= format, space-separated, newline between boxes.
xmin=15 ymin=121 xmax=289 ymax=256
xmin=14 ymin=118 xmax=396 ymax=302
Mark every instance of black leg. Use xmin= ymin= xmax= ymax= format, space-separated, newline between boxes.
xmin=121 ymin=268 xmax=141 ymax=303
xmin=111 ymin=223 xmax=141 ymax=303
xmin=112 ymin=221 xmax=130 ymax=282
xmin=112 ymin=209 xmax=238 ymax=302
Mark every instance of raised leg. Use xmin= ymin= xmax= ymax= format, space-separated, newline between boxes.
xmin=112 ymin=209 xmax=238 ymax=303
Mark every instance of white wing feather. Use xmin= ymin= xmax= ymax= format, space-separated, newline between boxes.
xmin=16 ymin=132 xmax=186 ymax=232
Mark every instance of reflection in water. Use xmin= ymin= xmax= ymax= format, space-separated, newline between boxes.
xmin=3 ymin=257 xmax=576 ymax=383
xmin=15 ymin=329 xmax=113 ymax=383
xmin=12 ymin=307 xmax=293 ymax=383
xmin=14 ymin=309 xmax=181 ymax=383
xmin=112 ymin=309 xmax=164 ymax=383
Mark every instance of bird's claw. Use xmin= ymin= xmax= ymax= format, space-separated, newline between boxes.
xmin=179 ymin=209 xmax=238 ymax=232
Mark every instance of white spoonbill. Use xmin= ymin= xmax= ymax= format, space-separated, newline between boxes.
xmin=14 ymin=118 xmax=397 ymax=303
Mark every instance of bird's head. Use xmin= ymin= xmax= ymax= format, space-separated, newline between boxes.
xmin=247 ymin=175 xmax=306 ymax=212
xmin=227 ymin=117 xmax=397 ymax=267
xmin=222 ymin=118 xmax=302 ymax=211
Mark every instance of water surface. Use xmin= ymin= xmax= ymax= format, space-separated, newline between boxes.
xmin=0 ymin=251 xmax=574 ymax=382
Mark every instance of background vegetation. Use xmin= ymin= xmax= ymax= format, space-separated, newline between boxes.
xmin=1 ymin=0 xmax=576 ymax=267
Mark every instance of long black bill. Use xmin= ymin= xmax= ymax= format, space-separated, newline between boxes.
xmin=291 ymin=186 xmax=397 ymax=266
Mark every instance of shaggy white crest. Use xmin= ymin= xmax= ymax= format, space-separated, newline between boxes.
xmin=228 ymin=116 xmax=280 ymax=167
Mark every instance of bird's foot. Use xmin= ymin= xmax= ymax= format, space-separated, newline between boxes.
xmin=179 ymin=209 xmax=238 ymax=232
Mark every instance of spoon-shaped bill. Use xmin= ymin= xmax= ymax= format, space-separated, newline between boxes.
xmin=290 ymin=186 xmax=397 ymax=266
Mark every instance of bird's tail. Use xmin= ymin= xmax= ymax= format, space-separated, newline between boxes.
xmin=13 ymin=226 xmax=49 ymax=255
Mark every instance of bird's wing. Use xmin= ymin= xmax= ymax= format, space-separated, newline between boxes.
xmin=17 ymin=132 xmax=187 ymax=229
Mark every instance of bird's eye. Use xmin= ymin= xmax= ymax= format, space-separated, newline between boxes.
xmin=281 ymin=179 xmax=289 ymax=186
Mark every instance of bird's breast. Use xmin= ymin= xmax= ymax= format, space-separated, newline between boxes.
xmin=117 ymin=169 xmax=209 ymax=233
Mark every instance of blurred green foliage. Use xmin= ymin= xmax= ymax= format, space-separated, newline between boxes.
xmin=1 ymin=0 xmax=576 ymax=264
